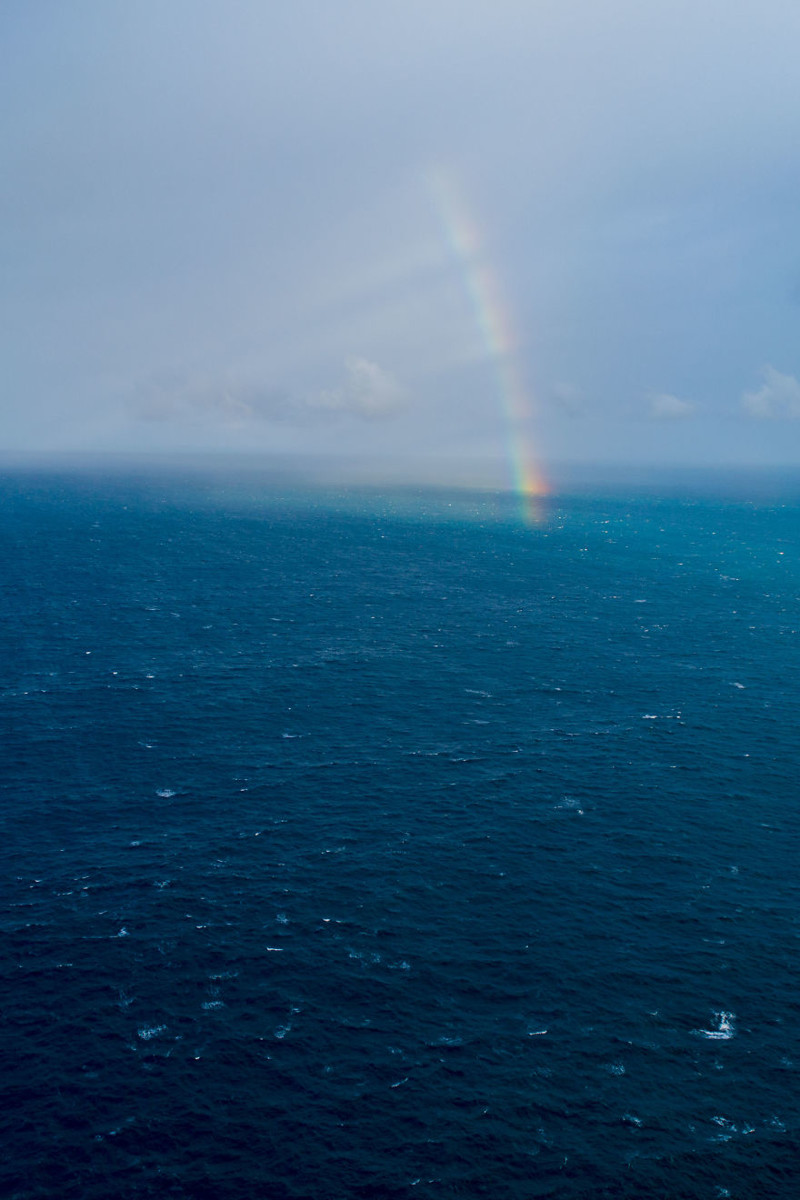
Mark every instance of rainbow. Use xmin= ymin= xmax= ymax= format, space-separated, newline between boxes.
xmin=427 ymin=166 xmax=548 ymax=519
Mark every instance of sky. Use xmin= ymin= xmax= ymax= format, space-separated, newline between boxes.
xmin=3 ymin=0 xmax=800 ymax=488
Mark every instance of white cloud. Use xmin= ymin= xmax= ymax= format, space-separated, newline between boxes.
xmin=310 ymin=356 xmax=406 ymax=419
xmin=741 ymin=365 xmax=800 ymax=419
xmin=649 ymin=392 xmax=695 ymax=420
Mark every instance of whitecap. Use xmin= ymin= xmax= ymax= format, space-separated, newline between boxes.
xmin=695 ymin=1011 xmax=735 ymax=1040
xmin=138 ymin=1024 xmax=167 ymax=1041
xmin=710 ymin=1115 xmax=736 ymax=1141
xmin=348 ymin=949 xmax=381 ymax=965
xmin=156 ymin=788 xmax=176 ymax=798
xmin=554 ymin=796 xmax=583 ymax=814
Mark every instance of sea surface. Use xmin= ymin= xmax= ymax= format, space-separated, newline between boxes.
xmin=2 ymin=470 xmax=800 ymax=1198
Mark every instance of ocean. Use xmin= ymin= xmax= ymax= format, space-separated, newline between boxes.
xmin=2 ymin=469 xmax=799 ymax=1198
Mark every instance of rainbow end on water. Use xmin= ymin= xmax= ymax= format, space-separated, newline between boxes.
xmin=427 ymin=165 xmax=549 ymax=520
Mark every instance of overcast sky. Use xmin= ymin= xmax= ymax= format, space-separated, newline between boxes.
xmin=3 ymin=1 xmax=800 ymax=482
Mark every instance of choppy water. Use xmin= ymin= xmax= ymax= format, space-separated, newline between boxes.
xmin=2 ymin=472 xmax=800 ymax=1198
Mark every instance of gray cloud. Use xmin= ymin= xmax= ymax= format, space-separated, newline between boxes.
xmin=130 ymin=358 xmax=406 ymax=426
xmin=550 ymin=382 xmax=586 ymax=418
xmin=741 ymin=366 xmax=800 ymax=419
xmin=130 ymin=372 xmax=289 ymax=424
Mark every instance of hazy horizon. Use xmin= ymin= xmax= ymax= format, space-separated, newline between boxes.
xmin=5 ymin=448 xmax=800 ymax=503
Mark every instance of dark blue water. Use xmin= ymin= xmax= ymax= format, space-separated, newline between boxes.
xmin=2 ymin=472 xmax=800 ymax=1198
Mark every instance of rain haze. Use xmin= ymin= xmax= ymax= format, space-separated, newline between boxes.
xmin=3 ymin=0 xmax=800 ymax=488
